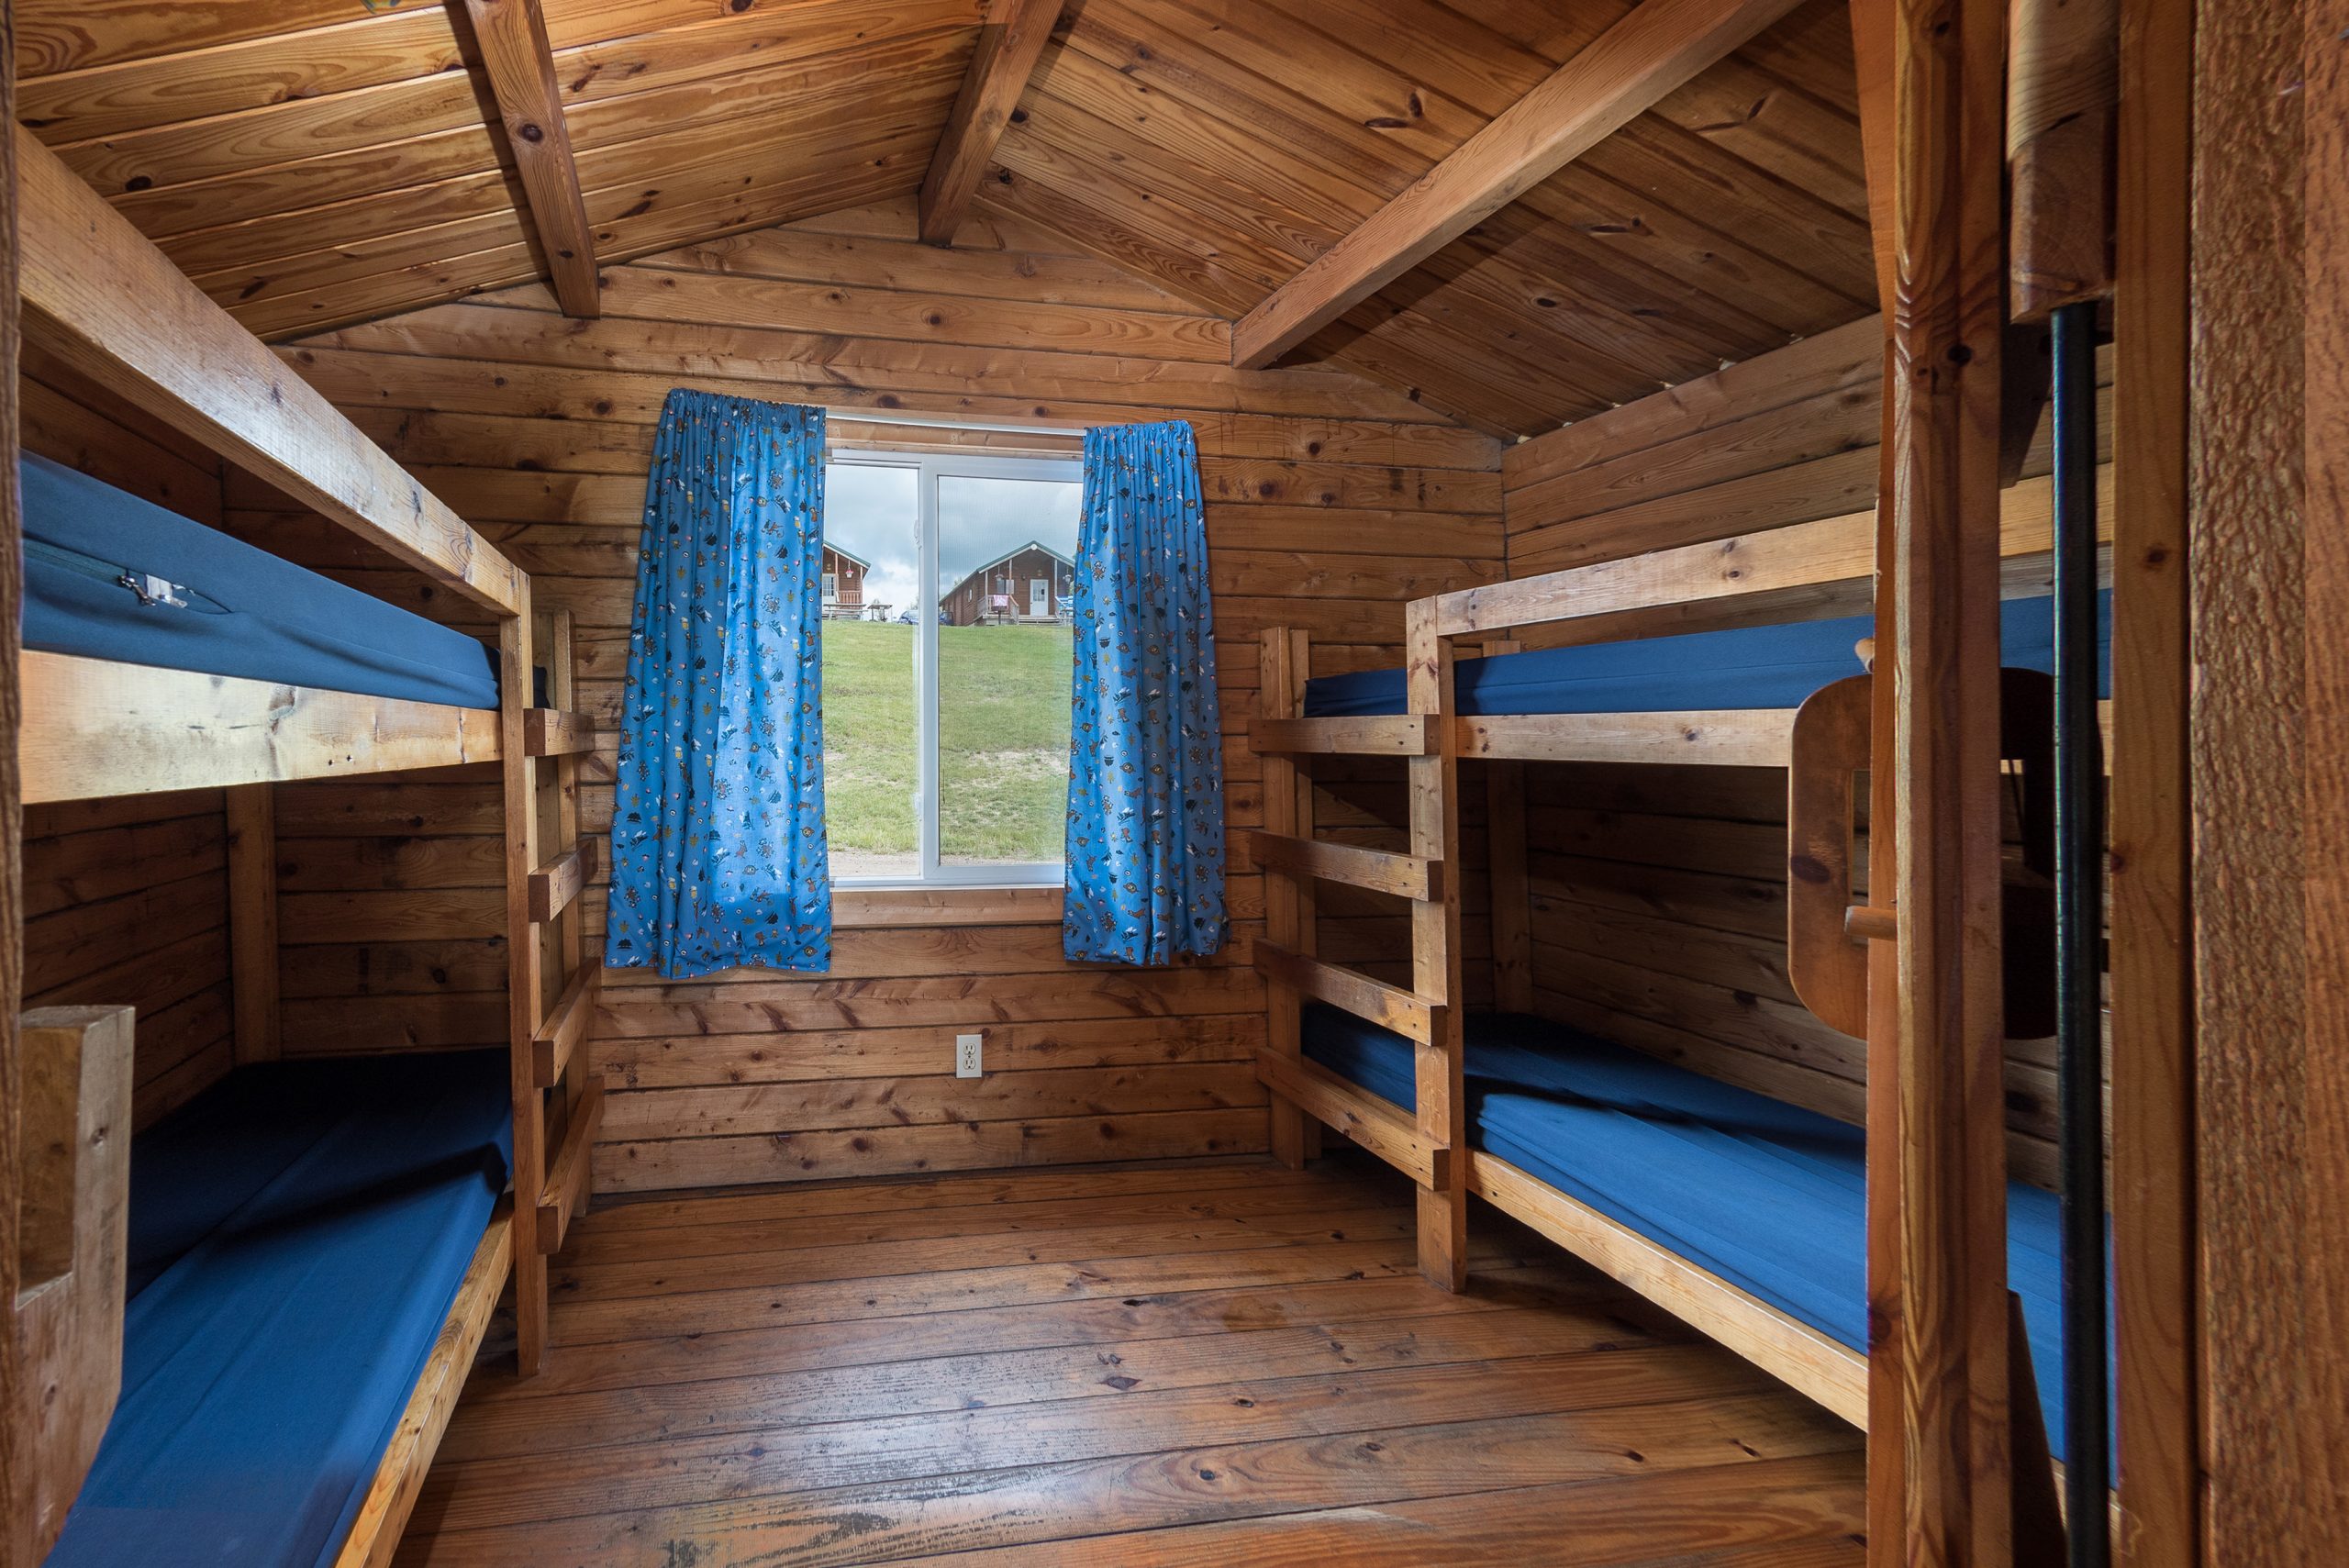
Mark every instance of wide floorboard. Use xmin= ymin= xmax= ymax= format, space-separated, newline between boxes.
xmin=396 ymin=1152 xmax=1865 ymax=1566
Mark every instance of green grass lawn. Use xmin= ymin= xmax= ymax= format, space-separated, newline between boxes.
xmin=820 ymin=618 xmax=1073 ymax=866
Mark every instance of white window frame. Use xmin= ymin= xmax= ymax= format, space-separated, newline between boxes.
xmin=827 ymin=448 xmax=1082 ymax=888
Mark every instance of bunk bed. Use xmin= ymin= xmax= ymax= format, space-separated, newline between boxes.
xmin=8 ymin=126 xmax=602 ymax=1565
xmin=1247 ymin=482 xmax=2112 ymax=1450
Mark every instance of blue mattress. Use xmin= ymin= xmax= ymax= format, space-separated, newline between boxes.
xmin=20 ymin=454 xmax=501 ymax=710
xmin=48 ymin=1051 xmax=513 ymax=1568
xmin=1302 ymin=590 xmax=2112 ymax=717
xmin=1300 ymin=1006 xmax=2113 ymax=1471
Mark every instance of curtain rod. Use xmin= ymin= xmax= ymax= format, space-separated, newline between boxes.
xmin=821 ymin=406 xmax=1087 ymax=439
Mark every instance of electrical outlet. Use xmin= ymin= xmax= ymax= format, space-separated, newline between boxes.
xmin=955 ymin=1033 xmax=984 ymax=1078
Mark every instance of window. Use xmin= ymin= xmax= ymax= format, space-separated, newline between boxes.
xmin=821 ymin=450 xmax=1083 ymax=885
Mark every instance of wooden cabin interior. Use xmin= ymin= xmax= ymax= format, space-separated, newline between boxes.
xmin=0 ymin=0 xmax=2334 ymax=1564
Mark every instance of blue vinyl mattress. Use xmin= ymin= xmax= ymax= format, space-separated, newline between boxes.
xmin=47 ymin=1051 xmax=513 ymax=1568
xmin=1302 ymin=591 xmax=2112 ymax=717
xmin=1299 ymin=1006 xmax=2114 ymax=1472
xmin=20 ymin=453 xmax=501 ymax=709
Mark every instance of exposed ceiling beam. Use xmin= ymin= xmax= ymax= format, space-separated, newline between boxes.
xmin=459 ymin=0 xmax=600 ymax=317
xmin=918 ymin=0 xmax=1061 ymax=247
xmin=1231 ymin=0 xmax=1808 ymax=370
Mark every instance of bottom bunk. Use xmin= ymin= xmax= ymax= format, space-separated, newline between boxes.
xmin=45 ymin=1050 xmax=514 ymax=1568
xmin=1286 ymin=1004 xmax=2112 ymax=1469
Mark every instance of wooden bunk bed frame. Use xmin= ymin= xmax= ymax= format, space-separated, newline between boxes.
xmin=1248 ymin=472 xmax=2110 ymax=1432
xmin=6 ymin=127 xmax=601 ymax=1565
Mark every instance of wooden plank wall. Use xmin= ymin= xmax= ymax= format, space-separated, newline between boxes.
xmin=1499 ymin=323 xmax=2111 ymax=1189
xmin=229 ymin=196 xmax=1505 ymax=1195
xmin=17 ymin=355 xmax=237 ymax=1129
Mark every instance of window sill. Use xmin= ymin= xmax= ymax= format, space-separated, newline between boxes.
xmin=832 ymin=884 xmax=1065 ymax=929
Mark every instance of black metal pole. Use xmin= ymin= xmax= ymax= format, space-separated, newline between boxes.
xmin=2051 ymin=299 xmax=2110 ymax=1568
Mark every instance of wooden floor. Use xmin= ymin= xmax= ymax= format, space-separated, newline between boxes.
xmin=395 ymin=1152 xmax=1866 ymax=1566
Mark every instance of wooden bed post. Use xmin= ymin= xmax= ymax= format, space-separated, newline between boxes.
xmin=2108 ymin=0 xmax=2197 ymax=1551
xmin=1407 ymin=599 xmax=1468 ymax=1290
xmin=226 ymin=784 xmax=281 ymax=1065
xmin=1259 ymin=628 xmax=1316 ymax=1169
xmin=1881 ymin=0 xmax=2021 ymax=1552
xmin=500 ymin=606 xmax=548 ymax=1373
xmin=2 ymin=28 xmax=28 ymax=1561
xmin=1481 ymin=639 xmax=1534 ymax=1015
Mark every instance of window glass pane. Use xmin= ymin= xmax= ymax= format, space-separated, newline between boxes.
xmin=821 ymin=462 xmax=919 ymax=882
xmin=935 ymin=473 xmax=1080 ymax=869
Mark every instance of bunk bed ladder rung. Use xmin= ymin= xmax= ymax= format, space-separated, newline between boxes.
xmin=523 ymin=707 xmax=597 ymax=757
xmin=528 ymin=839 xmax=597 ymax=925
xmin=537 ymin=1077 xmax=607 ymax=1255
xmin=1252 ymin=1051 xmax=1449 ymax=1189
xmin=1249 ymin=830 xmax=1443 ymax=902
xmin=533 ymin=962 xmax=605 ymax=1089
xmin=1252 ymin=940 xmax=1442 ymax=1047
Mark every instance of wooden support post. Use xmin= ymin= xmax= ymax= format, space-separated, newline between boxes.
xmin=13 ymin=1007 xmax=133 ymax=1562
xmin=1 ymin=35 xmax=25 ymax=1557
xmin=499 ymin=609 xmax=547 ymax=1374
xmin=2109 ymin=0 xmax=2197 ymax=1551
xmin=1883 ymin=0 xmax=2020 ymax=1557
xmin=1406 ymin=600 xmax=1467 ymax=1292
xmin=2005 ymin=0 xmax=2118 ymax=320
xmin=225 ymin=784 xmax=280 ymax=1065
xmin=1258 ymin=628 xmax=1313 ymax=1169
xmin=1481 ymin=639 xmax=1533 ymax=1015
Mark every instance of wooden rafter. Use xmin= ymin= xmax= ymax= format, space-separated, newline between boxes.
xmin=1230 ymin=0 xmax=1807 ymax=370
xmin=458 ymin=0 xmax=599 ymax=317
xmin=918 ymin=0 xmax=1060 ymax=247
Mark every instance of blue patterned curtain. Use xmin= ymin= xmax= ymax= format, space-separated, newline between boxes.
xmin=1063 ymin=420 xmax=1226 ymax=963
xmin=604 ymin=390 xmax=831 ymax=979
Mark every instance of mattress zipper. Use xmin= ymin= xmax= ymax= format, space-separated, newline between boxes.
xmin=26 ymin=536 xmax=206 ymax=611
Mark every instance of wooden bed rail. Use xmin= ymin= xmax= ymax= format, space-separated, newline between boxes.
xmin=13 ymin=1006 xmax=134 ymax=1562
xmin=13 ymin=128 xmax=523 ymax=618
xmin=1429 ymin=463 xmax=2112 ymax=644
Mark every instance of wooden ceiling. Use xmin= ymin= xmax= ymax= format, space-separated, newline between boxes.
xmin=16 ymin=0 xmax=1876 ymax=441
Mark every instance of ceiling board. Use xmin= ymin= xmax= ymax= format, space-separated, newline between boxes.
xmin=16 ymin=0 xmax=1876 ymax=436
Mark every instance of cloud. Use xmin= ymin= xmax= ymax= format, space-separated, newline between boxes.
xmin=825 ymin=460 xmax=1080 ymax=607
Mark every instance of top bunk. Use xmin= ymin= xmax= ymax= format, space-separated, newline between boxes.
xmin=1251 ymin=470 xmax=2114 ymax=769
xmin=9 ymin=126 xmax=558 ymax=803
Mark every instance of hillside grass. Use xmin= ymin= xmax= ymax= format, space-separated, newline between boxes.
xmin=820 ymin=619 xmax=1072 ymax=867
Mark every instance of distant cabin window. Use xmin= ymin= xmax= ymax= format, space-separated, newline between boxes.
xmin=822 ymin=450 xmax=1082 ymax=886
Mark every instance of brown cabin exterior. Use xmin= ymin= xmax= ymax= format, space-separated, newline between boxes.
xmin=941 ymin=541 xmax=1074 ymax=627
xmin=819 ymin=545 xmax=868 ymax=615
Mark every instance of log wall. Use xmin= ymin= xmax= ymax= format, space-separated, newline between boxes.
xmin=1500 ymin=321 xmax=2111 ymax=1188
xmin=18 ymin=354 xmax=236 ymax=1129
xmin=239 ymin=198 xmax=1505 ymax=1195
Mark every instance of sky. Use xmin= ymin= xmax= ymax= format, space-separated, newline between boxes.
xmin=824 ymin=462 xmax=1081 ymax=613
